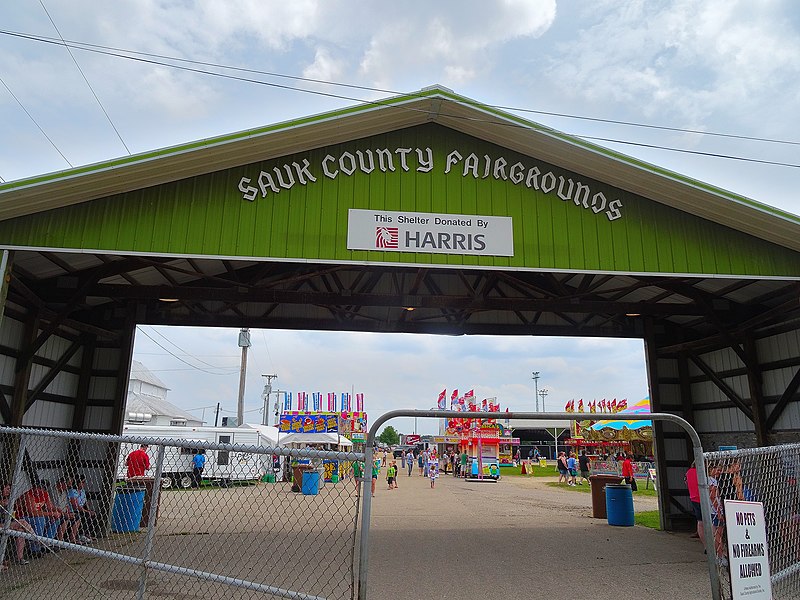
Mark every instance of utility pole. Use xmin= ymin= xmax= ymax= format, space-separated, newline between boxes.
xmin=237 ymin=328 xmax=251 ymax=426
xmin=261 ymin=374 xmax=278 ymax=426
xmin=539 ymin=388 xmax=548 ymax=413
xmin=531 ymin=371 xmax=540 ymax=412
xmin=214 ymin=402 xmax=221 ymax=427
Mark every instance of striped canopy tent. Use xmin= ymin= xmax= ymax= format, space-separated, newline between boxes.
xmin=583 ymin=398 xmax=654 ymax=447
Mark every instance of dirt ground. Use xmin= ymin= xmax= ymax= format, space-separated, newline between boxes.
xmin=365 ymin=469 xmax=711 ymax=600
xmin=0 ymin=470 xmax=712 ymax=599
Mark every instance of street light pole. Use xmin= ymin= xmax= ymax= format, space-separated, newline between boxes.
xmin=531 ymin=371 xmax=540 ymax=411
xmin=538 ymin=388 xmax=548 ymax=412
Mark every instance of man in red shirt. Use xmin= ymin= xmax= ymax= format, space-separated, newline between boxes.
xmin=126 ymin=444 xmax=151 ymax=478
xmin=15 ymin=480 xmax=62 ymax=552
xmin=621 ymin=453 xmax=638 ymax=491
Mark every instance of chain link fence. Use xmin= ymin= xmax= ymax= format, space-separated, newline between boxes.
xmin=1 ymin=427 xmax=364 ymax=599
xmin=705 ymin=443 xmax=800 ymax=600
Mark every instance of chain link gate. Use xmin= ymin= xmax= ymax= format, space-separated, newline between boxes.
xmin=705 ymin=443 xmax=800 ymax=600
xmin=357 ymin=410 xmax=721 ymax=600
xmin=0 ymin=427 xmax=364 ymax=599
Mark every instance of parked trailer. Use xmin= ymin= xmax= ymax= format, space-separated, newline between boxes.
xmin=118 ymin=424 xmax=280 ymax=488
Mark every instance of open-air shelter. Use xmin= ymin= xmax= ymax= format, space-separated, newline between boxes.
xmin=1 ymin=85 xmax=798 ymax=530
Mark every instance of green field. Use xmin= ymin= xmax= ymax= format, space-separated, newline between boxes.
xmin=544 ymin=481 xmax=658 ymax=497
xmin=499 ymin=464 xmax=560 ymax=477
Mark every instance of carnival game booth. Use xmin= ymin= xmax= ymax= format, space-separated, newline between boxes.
xmin=463 ymin=422 xmax=505 ymax=482
xmin=278 ymin=432 xmax=353 ymax=483
xmin=278 ymin=411 xmax=360 ymax=482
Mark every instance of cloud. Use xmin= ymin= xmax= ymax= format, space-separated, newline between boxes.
xmin=303 ymin=47 xmax=346 ymax=83
xmin=358 ymin=1 xmax=557 ymax=87
xmin=546 ymin=0 xmax=800 ymax=134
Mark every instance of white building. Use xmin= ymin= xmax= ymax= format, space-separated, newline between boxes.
xmin=125 ymin=360 xmax=203 ymax=427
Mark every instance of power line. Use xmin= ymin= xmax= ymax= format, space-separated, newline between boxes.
xmin=1 ymin=29 xmax=798 ymax=170
xmin=2 ymin=28 xmax=799 ymax=149
xmin=145 ymin=325 xmax=237 ymax=370
xmin=0 ymin=76 xmax=73 ymax=167
xmin=38 ymin=1 xmax=131 ymax=155
xmin=136 ymin=327 xmax=238 ymax=375
xmin=574 ymin=136 xmax=800 ymax=169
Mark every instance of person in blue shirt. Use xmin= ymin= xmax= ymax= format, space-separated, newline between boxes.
xmin=191 ymin=450 xmax=206 ymax=488
xmin=567 ymin=452 xmax=578 ymax=486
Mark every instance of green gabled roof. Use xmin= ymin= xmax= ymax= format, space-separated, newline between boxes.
xmin=1 ymin=85 xmax=799 ymax=252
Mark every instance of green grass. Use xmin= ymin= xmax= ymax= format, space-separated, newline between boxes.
xmin=544 ymin=481 xmax=659 ymax=497
xmin=635 ymin=510 xmax=661 ymax=530
xmin=545 ymin=481 xmax=591 ymax=493
xmin=500 ymin=465 xmax=560 ymax=477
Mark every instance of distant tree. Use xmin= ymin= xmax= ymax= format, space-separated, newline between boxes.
xmin=378 ymin=425 xmax=400 ymax=446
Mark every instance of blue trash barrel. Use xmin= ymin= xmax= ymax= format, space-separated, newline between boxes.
xmin=111 ymin=488 xmax=146 ymax=532
xmin=302 ymin=471 xmax=321 ymax=495
xmin=605 ymin=484 xmax=634 ymax=526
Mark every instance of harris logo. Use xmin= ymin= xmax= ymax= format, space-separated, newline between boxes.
xmin=375 ymin=227 xmax=399 ymax=249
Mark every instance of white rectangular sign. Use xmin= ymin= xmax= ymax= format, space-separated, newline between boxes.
xmin=724 ymin=500 xmax=773 ymax=600
xmin=347 ymin=209 xmax=513 ymax=257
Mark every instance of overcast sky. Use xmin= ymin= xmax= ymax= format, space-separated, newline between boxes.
xmin=2 ymin=2 xmax=798 ymax=434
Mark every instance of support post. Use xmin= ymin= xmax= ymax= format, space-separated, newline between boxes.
xmin=137 ymin=444 xmax=166 ymax=600
xmin=743 ymin=337 xmax=768 ymax=446
xmin=0 ymin=250 xmax=13 ymax=334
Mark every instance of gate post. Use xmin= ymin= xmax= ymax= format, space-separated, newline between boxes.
xmin=0 ymin=433 xmax=27 ymax=565
xmin=137 ymin=444 xmax=166 ymax=600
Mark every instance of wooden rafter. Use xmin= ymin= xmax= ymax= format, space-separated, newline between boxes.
xmin=765 ymin=366 xmax=800 ymax=430
xmin=689 ymin=354 xmax=754 ymax=421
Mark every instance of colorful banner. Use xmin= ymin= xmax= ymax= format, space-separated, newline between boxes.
xmin=279 ymin=412 xmax=339 ymax=433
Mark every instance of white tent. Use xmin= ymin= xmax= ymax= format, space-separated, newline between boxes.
xmin=278 ymin=432 xmax=353 ymax=448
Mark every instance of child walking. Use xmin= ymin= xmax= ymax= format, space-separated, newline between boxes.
xmin=386 ymin=462 xmax=396 ymax=490
xmin=429 ymin=459 xmax=439 ymax=489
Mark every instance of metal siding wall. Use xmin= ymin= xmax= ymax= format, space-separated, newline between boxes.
xmin=1 ymin=125 xmax=799 ymax=277
xmin=764 ymin=366 xmax=800 ymax=430
xmin=83 ymin=406 xmax=113 ymax=431
xmin=0 ymin=316 xmax=23 ymax=390
xmin=21 ymin=399 xmax=73 ymax=428
xmin=85 ymin=347 xmax=122 ymax=431
xmin=756 ymin=329 xmax=800 ymax=362
xmin=0 ymin=313 xmax=24 ymax=346
xmin=757 ymin=329 xmax=800 ymax=430
xmin=29 ymin=334 xmax=81 ymax=399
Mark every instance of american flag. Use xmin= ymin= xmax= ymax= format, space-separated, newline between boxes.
xmin=327 ymin=392 xmax=336 ymax=412
xmin=356 ymin=393 xmax=364 ymax=411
